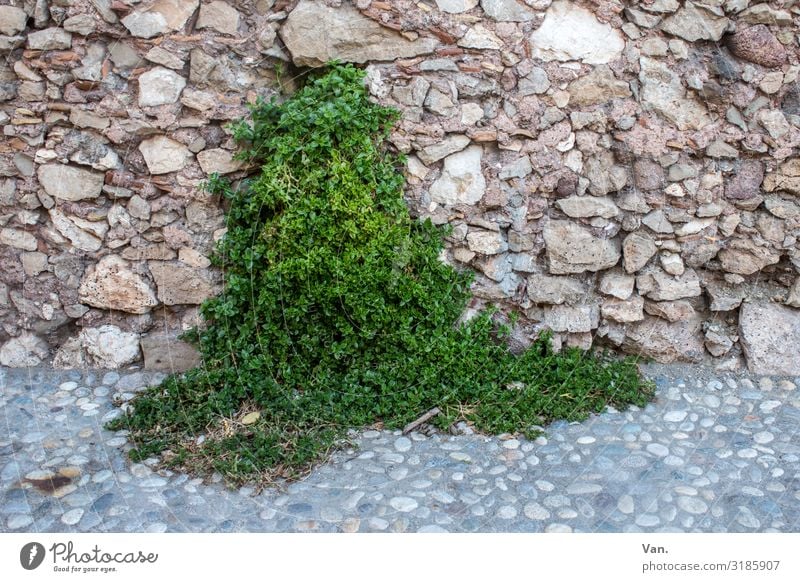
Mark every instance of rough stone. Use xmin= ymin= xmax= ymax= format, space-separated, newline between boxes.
xmin=704 ymin=325 xmax=734 ymax=357
xmin=430 ymin=146 xmax=485 ymax=206
xmin=642 ymin=210 xmax=674 ymax=234
xmin=759 ymin=110 xmax=791 ymax=140
xmin=644 ymin=300 xmax=694 ymax=323
xmin=543 ymin=304 xmax=599 ymax=333
xmin=37 ymin=164 xmax=104 ymax=202
xmin=660 ymin=2 xmax=729 ymax=42
xmin=458 ymin=25 xmax=502 ymax=50
xmin=79 ymin=256 xmax=159 ymax=314
xmin=602 ymin=296 xmax=644 ymax=323
xmin=281 ymin=0 xmax=439 ymax=67
xmin=639 ymin=57 xmax=711 ymax=131
xmin=196 ymin=1 xmax=240 ymax=35
xmin=64 ymin=14 xmax=97 ymax=36
xmin=728 ymin=25 xmax=788 ymax=68
xmin=599 ymin=270 xmax=635 ymax=300
xmin=141 ymin=332 xmax=201 ymax=372
xmin=417 ymin=135 xmax=471 ymax=165
xmin=704 ymin=280 xmax=746 ymax=312
xmin=0 ymin=228 xmax=37 ymax=251
xmin=80 ymin=325 xmax=140 ymax=369
xmin=139 ymin=136 xmax=191 ymax=175
xmin=567 ymin=66 xmax=631 ymax=107
xmin=499 ymin=157 xmax=533 ymax=180
xmin=436 ymin=0 xmax=479 ymax=13
xmin=481 ymin=0 xmax=535 ymax=21
xmin=527 ymin=275 xmax=586 ymax=305
xmin=637 ymin=269 xmax=702 ymax=301
xmin=27 ymin=28 xmax=72 ymax=50
xmin=518 ymin=67 xmax=550 ymax=96
xmin=0 ymin=333 xmax=48 ymax=367
xmin=149 ymin=261 xmax=218 ymax=305
xmin=138 ymin=67 xmax=186 ymax=107
xmin=467 ymin=230 xmax=507 ymax=255
xmin=123 ymin=0 xmax=199 ymax=38
xmin=197 ymin=149 xmax=243 ymax=175
xmin=530 ymin=1 xmax=624 ymax=65
xmin=544 ymin=221 xmax=621 ymax=274
xmin=622 ymin=232 xmax=657 ymax=274
xmin=556 ymin=196 xmax=619 ymax=219
xmin=0 ymin=5 xmax=27 ymax=36
xmin=717 ymin=240 xmax=780 ymax=276
xmin=48 ymin=209 xmax=104 ymax=253
xmin=624 ymin=315 xmax=705 ymax=362
xmin=786 ymin=279 xmax=800 ymax=309
xmin=763 ymin=159 xmax=800 ymax=196
xmin=725 ymin=160 xmax=764 ymax=201
xmin=739 ymin=302 xmax=800 ymax=376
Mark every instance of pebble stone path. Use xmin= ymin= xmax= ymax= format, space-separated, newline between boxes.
xmin=1 ymin=365 xmax=799 ymax=533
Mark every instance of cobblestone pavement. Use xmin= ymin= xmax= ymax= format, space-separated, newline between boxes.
xmin=1 ymin=365 xmax=799 ymax=533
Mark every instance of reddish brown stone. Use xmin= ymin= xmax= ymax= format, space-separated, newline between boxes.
xmin=727 ymin=25 xmax=788 ymax=68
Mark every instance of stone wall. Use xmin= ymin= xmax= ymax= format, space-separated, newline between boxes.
xmin=1 ymin=0 xmax=799 ymax=375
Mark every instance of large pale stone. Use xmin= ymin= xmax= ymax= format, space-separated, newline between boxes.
xmin=138 ymin=67 xmax=186 ymax=107
xmin=80 ymin=325 xmax=140 ymax=368
xmin=0 ymin=228 xmax=37 ymax=251
xmin=530 ymin=1 xmax=625 ymax=65
xmin=27 ymin=28 xmax=72 ymax=50
xmin=556 ymin=196 xmax=619 ymax=219
xmin=544 ymin=221 xmax=621 ymax=274
xmin=436 ymin=0 xmax=479 ymax=13
xmin=139 ymin=136 xmax=191 ymax=174
xmin=37 ymin=164 xmax=104 ymax=201
xmin=567 ymin=66 xmax=631 ymax=107
xmin=599 ymin=270 xmax=635 ymax=300
xmin=49 ymin=209 xmax=103 ymax=253
xmin=660 ymin=2 xmax=729 ymax=41
xmin=481 ymin=0 xmax=535 ymax=21
xmin=644 ymin=300 xmax=694 ymax=323
xmin=543 ymin=304 xmax=599 ymax=333
xmin=639 ymin=57 xmax=712 ymax=131
xmin=602 ymin=296 xmax=644 ymax=323
xmin=149 ymin=261 xmax=217 ymax=305
xmin=281 ymin=0 xmax=439 ymax=66
xmin=197 ymin=149 xmax=243 ymax=174
xmin=458 ymin=25 xmax=502 ymax=50
xmin=0 ymin=333 xmax=48 ymax=367
xmin=624 ymin=315 xmax=705 ymax=362
xmin=527 ymin=275 xmax=587 ymax=305
xmin=79 ymin=255 xmax=159 ymax=314
xmin=122 ymin=0 xmax=199 ymax=38
xmin=141 ymin=332 xmax=201 ymax=372
xmin=717 ymin=240 xmax=780 ymax=275
xmin=763 ymin=159 xmax=800 ymax=195
xmin=0 ymin=5 xmax=27 ymax=36
xmin=739 ymin=302 xmax=800 ymax=376
xmin=622 ymin=232 xmax=657 ymax=274
xmin=636 ymin=268 xmax=702 ymax=301
xmin=196 ymin=0 xmax=240 ymax=35
xmin=417 ymin=135 xmax=471 ymax=165
xmin=430 ymin=146 xmax=485 ymax=206
xmin=466 ymin=230 xmax=507 ymax=255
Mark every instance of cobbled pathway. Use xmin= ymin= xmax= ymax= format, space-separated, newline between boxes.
xmin=1 ymin=365 xmax=799 ymax=533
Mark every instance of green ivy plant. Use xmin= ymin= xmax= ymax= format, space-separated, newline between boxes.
xmin=108 ymin=64 xmax=653 ymax=485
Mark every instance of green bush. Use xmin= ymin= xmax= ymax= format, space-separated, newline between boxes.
xmin=109 ymin=64 xmax=653 ymax=485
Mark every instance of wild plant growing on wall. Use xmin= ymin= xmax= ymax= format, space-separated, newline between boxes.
xmin=108 ymin=64 xmax=652 ymax=485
